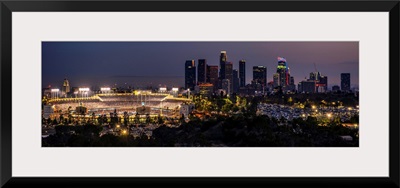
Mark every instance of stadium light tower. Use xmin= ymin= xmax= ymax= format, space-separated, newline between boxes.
xmin=51 ymin=89 xmax=59 ymax=98
xmin=79 ymin=88 xmax=90 ymax=98
xmin=171 ymin=87 xmax=179 ymax=97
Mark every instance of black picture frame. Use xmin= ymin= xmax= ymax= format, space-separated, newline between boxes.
xmin=1 ymin=1 xmax=399 ymax=187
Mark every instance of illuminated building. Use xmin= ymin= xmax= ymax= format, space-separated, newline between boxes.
xmin=341 ymin=73 xmax=351 ymax=91
xmin=232 ymin=69 xmax=240 ymax=93
xmin=195 ymin=83 xmax=214 ymax=97
xmin=239 ymin=60 xmax=246 ymax=87
xmin=206 ymin=65 xmax=219 ymax=91
xmin=318 ymin=75 xmax=328 ymax=92
xmin=252 ymin=66 xmax=267 ymax=92
xmin=197 ymin=59 xmax=207 ymax=84
xmin=309 ymin=71 xmax=328 ymax=93
xmin=62 ymin=78 xmax=70 ymax=97
xmin=219 ymin=51 xmax=228 ymax=81
xmin=298 ymin=80 xmax=316 ymax=93
xmin=185 ymin=60 xmax=196 ymax=90
xmin=276 ymin=57 xmax=289 ymax=90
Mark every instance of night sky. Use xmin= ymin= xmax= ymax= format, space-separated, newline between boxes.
xmin=42 ymin=42 xmax=359 ymax=89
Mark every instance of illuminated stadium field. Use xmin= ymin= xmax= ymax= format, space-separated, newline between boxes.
xmin=47 ymin=92 xmax=191 ymax=117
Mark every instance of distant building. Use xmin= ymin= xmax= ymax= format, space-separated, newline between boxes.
xmin=276 ymin=57 xmax=289 ymax=89
xmin=219 ymin=51 xmax=228 ymax=81
xmin=195 ymin=83 xmax=214 ymax=97
xmin=318 ymin=75 xmax=328 ymax=92
xmin=222 ymin=79 xmax=230 ymax=95
xmin=341 ymin=73 xmax=351 ymax=91
xmin=185 ymin=60 xmax=196 ymax=90
xmin=206 ymin=65 xmax=219 ymax=91
xmin=238 ymin=84 xmax=257 ymax=96
xmin=287 ymin=76 xmax=296 ymax=92
xmin=253 ymin=66 xmax=267 ymax=92
xmin=298 ymin=80 xmax=316 ymax=93
xmin=273 ymin=73 xmax=280 ymax=88
xmin=309 ymin=71 xmax=328 ymax=93
xmin=239 ymin=60 xmax=246 ymax=87
xmin=332 ymin=85 xmax=340 ymax=91
xmin=232 ymin=69 xmax=240 ymax=93
xmin=225 ymin=62 xmax=233 ymax=94
xmin=62 ymin=78 xmax=70 ymax=97
xmin=197 ymin=59 xmax=207 ymax=84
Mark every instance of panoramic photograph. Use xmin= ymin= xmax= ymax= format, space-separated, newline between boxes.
xmin=42 ymin=42 xmax=359 ymax=147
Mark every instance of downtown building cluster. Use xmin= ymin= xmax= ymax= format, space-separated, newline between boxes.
xmin=185 ymin=51 xmax=255 ymax=97
xmin=185 ymin=51 xmax=353 ymax=97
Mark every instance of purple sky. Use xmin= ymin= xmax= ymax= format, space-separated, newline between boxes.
xmin=42 ymin=42 xmax=359 ymax=89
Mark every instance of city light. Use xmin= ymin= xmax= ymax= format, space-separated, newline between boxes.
xmin=277 ymin=56 xmax=286 ymax=62
xmin=100 ymin=87 xmax=110 ymax=91
xmin=172 ymin=88 xmax=179 ymax=92
xmin=312 ymin=105 xmax=316 ymax=109
xmin=51 ymin=89 xmax=59 ymax=92
xmin=327 ymin=113 xmax=332 ymax=118
xmin=79 ymin=88 xmax=90 ymax=92
xmin=159 ymin=87 xmax=167 ymax=91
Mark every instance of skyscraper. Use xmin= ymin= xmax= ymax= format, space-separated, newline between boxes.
xmin=219 ymin=51 xmax=228 ymax=80
xmin=197 ymin=59 xmax=207 ymax=84
xmin=276 ymin=57 xmax=289 ymax=89
xmin=239 ymin=60 xmax=246 ymax=87
xmin=62 ymin=78 xmax=70 ymax=97
xmin=232 ymin=69 xmax=240 ymax=93
xmin=253 ymin=66 xmax=267 ymax=91
xmin=318 ymin=75 xmax=328 ymax=92
xmin=341 ymin=73 xmax=351 ymax=91
xmin=206 ymin=65 xmax=219 ymax=91
xmin=225 ymin=62 xmax=233 ymax=94
xmin=185 ymin=60 xmax=196 ymax=90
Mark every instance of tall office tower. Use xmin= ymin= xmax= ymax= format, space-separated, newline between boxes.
xmin=341 ymin=73 xmax=351 ymax=91
xmin=273 ymin=73 xmax=280 ymax=87
xmin=289 ymin=76 xmax=295 ymax=91
xmin=197 ymin=59 xmax=207 ymax=84
xmin=225 ymin=62 xmax=233 ymax=94
xmin=62 ymin=78 xmax=70 ymax=97
xmin=276 ymin=57 xmax=289 ymax=89
xmin=206 ymin=65 xmax=219 ymax=91
xmin=319 ymin=75 xmax=328 ymax=92
xmin=185 ymin=60 xmax=196 ymax=90
xmin=239 ymin=60 xmax=246 ymax=87
xmin=253 ymin=66 xmax=267 ymax=87
xmin=219 ymin=51 xmax=228 ymax=82
xmin=232 ymin=69 xmax=240 ymax=93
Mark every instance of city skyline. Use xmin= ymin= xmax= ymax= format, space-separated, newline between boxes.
xmin=42 ymin=42 xmax=359 ymax=89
